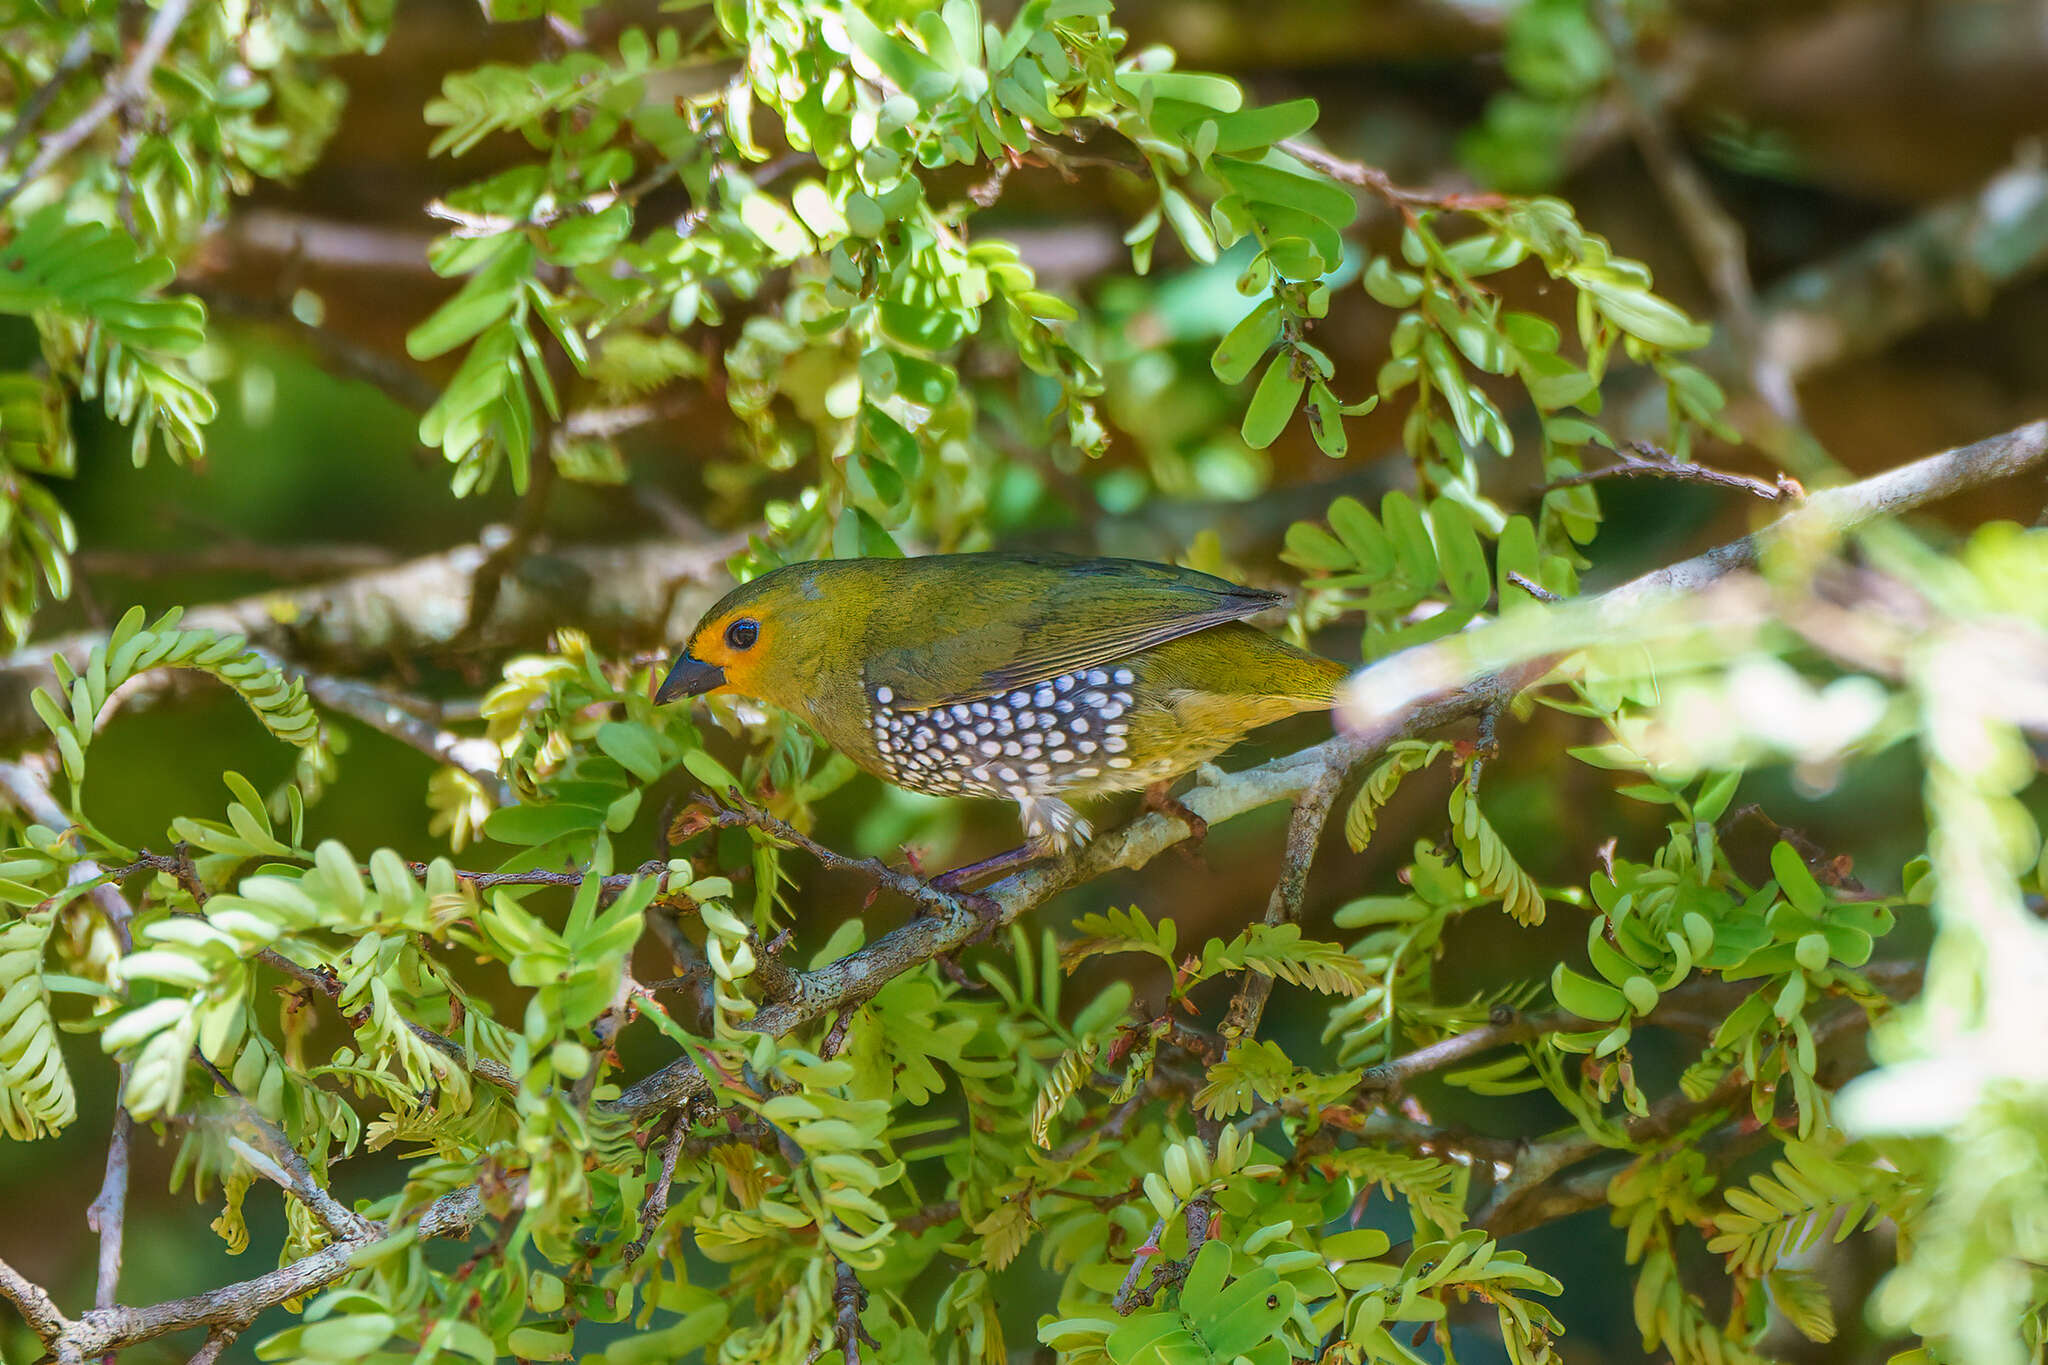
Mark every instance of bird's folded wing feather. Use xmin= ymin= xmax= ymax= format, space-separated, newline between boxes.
xmin=864 ymin=557 xmax=1284 ymax=706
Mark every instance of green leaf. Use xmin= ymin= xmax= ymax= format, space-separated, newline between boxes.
xmin=1208 ymin=98 xmax=1319 ymax=153
xmin=1213 ymin=299 xmax=1281 ymax=384
xmin=1430 ymin=499 xmax=1490 ymax=609
xmin=1576 ymin=275 xmax=1711 ymax=349
xmin=1161 ymin=187 xmax=1217 ymax=264
xmin=1551 ymin=963 xmax=1626 ymax=1021
xmin=484 ymin=802 xmax=606 ymax=847
xmin=1215 ymin=154 xmax=1361 ymax=229
xmin=1242 ymin=353 xmax=1303 ymax=449
xmin=595 ymin=723 xmax=664 ymax=783
xmin=1771 ymin=841 xmax=1825 ymax=915
xmin=1120 ymin=70 xmax=1243 ymax=112
xmin=1363 ymin=256 xmax=1423 ymax=310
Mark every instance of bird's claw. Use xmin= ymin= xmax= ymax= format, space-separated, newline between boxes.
xmin=957 ymin=891 xmax=1003 ymax=945
xmin=1144 ymin=781 xmax=1210 ymax=852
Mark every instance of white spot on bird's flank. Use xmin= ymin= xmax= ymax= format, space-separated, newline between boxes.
xmin=999 ymin=766 xmax=1019 ymax=782
xmin=1103 ymin=735 xmax=1127 ymax=753
xmin=1113 ymin=668 xmax=1135 ymax=685
xmin=1108 ymin=756 xmax=1133 ymax=768
xmin=1082 ymin=690 xmax=1106 ymax=707
xmin=875 ymin=685 xmax=893 ymax=703
xmin=1074 ymin=766 xmax=1099 ymax=777
xmin=1071 ymin=718 xmax=1090 ymax=733
xmin=1046 ymin=731 xmax=1066 ymax=746
xmin=1100 ymin=702 xmax=1124 ymax=720
xmin=979 ymin=740 xmax=1001 ymax=757
xmin=1055 ymin=699 xmax=1075 ymax=714
xmin=1018 ymin=711 xmax=1037 ymax=728
xmin=1105 ymin=722 xmax=1128 ymax=735
xmin=1027 ymin=762 xmax=1051 ymax=775
xmin=1035 ymin=687 xmax=1055 ymax=707
xmin=1008 ymin=690 xmax=1030 ymax=707
xmin=1076 ymin=739 xmax=1097 ymax=754
xmin=1086 ymin=669 xmax=1108 ymax=686
xmin=971 ymin=701 xmax=990 ymax=717
xmin=1052 ymin=749 xmax=1074 ymax=762
xmin=975 ymin=720 xmax=994 ymax=736
xmin=1003 ymin=740 xmax=1022 ymax=756
xmin=952 ymin=704 xmax=971 ymax=721
xmin=941 ymin=732 xmax=960 ymax=750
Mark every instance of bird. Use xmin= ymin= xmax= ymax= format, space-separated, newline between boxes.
xmin=656 ymin=552 xmax=1345 ymax=876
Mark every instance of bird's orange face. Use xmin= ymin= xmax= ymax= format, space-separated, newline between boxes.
xmin=655 ymin=607 xmax=778 ymax=703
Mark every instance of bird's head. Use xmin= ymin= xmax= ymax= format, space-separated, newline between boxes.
xmin=654 ymin=561 xmax=856 ymax=709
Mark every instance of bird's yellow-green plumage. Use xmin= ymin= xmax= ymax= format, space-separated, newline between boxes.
xmin=657 ymin=553 xmax=1345 ymax=851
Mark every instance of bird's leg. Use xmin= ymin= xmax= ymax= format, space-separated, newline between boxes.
xmin=930 ymin=842 xmax=1044 ymax=892
xmin=1144 ymin=780 xmax=1210 ymax=854
xmin=923 ymin=847 xmax=1029 ymax=946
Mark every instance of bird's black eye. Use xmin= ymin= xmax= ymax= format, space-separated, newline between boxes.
xmin=724 ymin=618 xmax=760 ymax=651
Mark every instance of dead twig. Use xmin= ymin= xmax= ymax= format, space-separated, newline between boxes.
xmin=621 ymin=1117 xmax=689 ymax=1265
xmin=195 ymin=1055 xmax=372 ymax=1241
xmin=1277 ymin=138 xmax=1506 ymax=213
xmin=1537 ymin=441 xmax=1801 ymax=502
xmin=1219 ymin=757 xmax=1355 ymax=1050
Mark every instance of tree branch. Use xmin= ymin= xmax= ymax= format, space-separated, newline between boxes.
xmin=45 ymin=1184 xmax=485 ymax=1363
xmin=1342 ymin=419 xmax=2048 ymax=733
xmin=1536 ymin=441 xmax=1800 ymax=502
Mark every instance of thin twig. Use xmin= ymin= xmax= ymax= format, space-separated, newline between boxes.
xmin=195 ymin=1055 xmax=372 ymax=1241
xmin=621 ymin=1117 xmax=688 ymax=1265
xmin=185 ymin=1323 xmax=243 ymax=1365
xmin=1220 ymin=759 xmax=1354 ymax=1049
xmin=1277 ymin=138 xmax=1506 ymax=213
xmin=86 ymin=1091 xmax=132 ymax=1316
xmin=1505 ymin=572 xmax=1561 ymax=604
xmin=695 ymin=795 xmax=966 ymax=920
xmin=1111 ymin=1213 xmax=1171 ymax=1315
xmin=1537 ymin=441 xmax=1800 ymax=502
xmin=0 ymin=0 xmax=194 ymax=212
xmin=300 ymin=673 xmax=512 ymax=804
xmin=254 ymin=945 xmax=520 ymax=1094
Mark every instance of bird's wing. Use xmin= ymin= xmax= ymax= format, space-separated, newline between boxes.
xmin=865 ymin=555 xmax=1285 ymax=707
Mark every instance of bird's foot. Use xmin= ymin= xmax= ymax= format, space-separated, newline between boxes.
xmin=1144 ymin=780 xmax=1209 ymax=859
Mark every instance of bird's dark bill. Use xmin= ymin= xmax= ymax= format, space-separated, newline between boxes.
xmin=655 ymin=652 xmax=725 ymax=703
